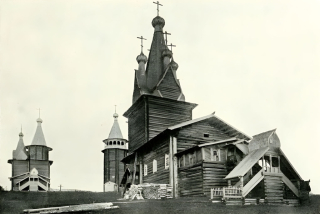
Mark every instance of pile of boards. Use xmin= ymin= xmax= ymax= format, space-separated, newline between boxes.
xmin=124 ymin=184 xmax=173 ymax=200
xmin=23 ymin=202 xmax=119 ymax=213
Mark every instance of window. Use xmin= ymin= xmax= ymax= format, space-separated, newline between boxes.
xmin=204 ymin=133 xmax=210 ymax=138
xmin=144 ymin=164 xmax=148 ymax=176
xmin=117 ymin=141 xmax=120 ymax=145
xmin=179 ymin=155 xmax=184 ymax=168
xmin=211 ymin=148 xmax=220 ymax=161
xmin=153 ymin=159 xmax=157 ymax=173
xmin=189 ymin=154 xmax=193 ymax=165
xmin=165 ymin=154 xmax=169 ymax=169
xmin=121 ymin=142 xmax=124 ymax=145
xmin=113 ymin=141 xmax=116 ymax=145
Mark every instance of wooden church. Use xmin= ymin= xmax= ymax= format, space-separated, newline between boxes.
xmin=8 ymin=117 xmax=53 ymax=191
xmin=102 ymin=111 xmax=128 ymax=192
xmin=121 ymin=4 xmax=310 ymax=205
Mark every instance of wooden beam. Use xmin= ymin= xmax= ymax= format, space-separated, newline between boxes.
xmin=131 ymin=152 xmax=137 ymax=184
xmin=169 ymin=136 xmax=174 ymax=187
xmin=173 ymin=137 xmax=178 ymax=198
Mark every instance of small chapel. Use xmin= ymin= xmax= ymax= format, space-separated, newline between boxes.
xmin=120 ymin=3 xmax=310 ymax=205
xmin=8 ymin=116 xmax=53 ymax=191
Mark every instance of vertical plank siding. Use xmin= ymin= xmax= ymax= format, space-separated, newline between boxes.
xmin=128 ymin=100 xmax=146 ymax=152
xmin=103 ymin=149 xmax=127 ymax=186
xmin=148 ymin=97 xmax=193 ymax=140
xmin=176 ymin=120 xmax=230 ymax=141
xmin=157 ymin=70 xmax=181 ymax=100
xmin=141 ymin=138 xmax=170 ymax=184
xmin=125 ymin=95 xmax=196 ymax=153
xmin=29 ymin=160 xmax=50 ymax=177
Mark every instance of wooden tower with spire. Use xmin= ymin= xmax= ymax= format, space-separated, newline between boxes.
xmin=124 ymin=4 xmax=197 ymax=154
xmin=8 ymin=116 xmax=53 ymax=191
xmin=102 ymin=109 xmax=128 ymax=192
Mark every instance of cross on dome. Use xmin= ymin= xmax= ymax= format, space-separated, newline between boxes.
xmin=137 ymin=36 xmax=147 ymax=53
xmin=163 ymin=31 xmax=171 ymax=45
xmin=153 ymin=1 xmax=163 ymax=16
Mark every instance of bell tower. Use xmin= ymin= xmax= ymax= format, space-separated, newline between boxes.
xmin=102 ymin=109 xmax=128 ymax=192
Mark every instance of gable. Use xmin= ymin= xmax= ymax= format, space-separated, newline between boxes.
xmin=176 ymin=119 xmax=230 ymax=141
xmin=157 ymin=69 xmax=181 ymax=100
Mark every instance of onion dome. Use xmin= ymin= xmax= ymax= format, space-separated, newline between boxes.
xmin=152 ymin=16 xmax=165 ymax=29
xmin=170 ymin=59 xmax=179 ymax=70
xmin=136 ymin=52 xmax=148 ymax=63
xmin=162 ymin=46 xmax=172 ymax=58
xmin=37 ymin=118 xmax=43 ymax=123
xmin=19 ymin=131 xmax=24 ymax=137
xmin=113 ymin=112 xmax=119 ymax=119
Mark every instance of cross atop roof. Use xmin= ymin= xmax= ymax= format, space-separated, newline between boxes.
xmin=137 ymin=36 xmax=147 ymax=53
xmin=153 ymin=1 xmax=163 ymax=16
xmin=163 ymin=31 xmax=171 ymax=45
xmin=168 ymin=43 xmax=176 ymax=52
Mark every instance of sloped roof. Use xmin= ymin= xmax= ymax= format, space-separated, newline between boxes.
xmin=225 ymin=147 xmax=269 ymax=179
xmin=235 ymin=143 xmax=249 ymax=155
xmin=248 ymin=129 xmax=278 ymax=152
xmin=168 ymin=113 xmax=251 ymax=140
xmin=108 ymin=114 xmax=123 ymax=139
xmin=31 ymin=118 xmax=47 ymax=146
xmin=279 ymin=148 xmax=302 ymax=180
xmin=13 ymin=132 xmax=27 ymax=160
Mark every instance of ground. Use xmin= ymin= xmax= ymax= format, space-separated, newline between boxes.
xmin=0 ymin=191 xmax=319 ymax=214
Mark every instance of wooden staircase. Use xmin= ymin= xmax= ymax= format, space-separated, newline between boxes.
xmin=264 ymin=173 xmax=283 ymax=204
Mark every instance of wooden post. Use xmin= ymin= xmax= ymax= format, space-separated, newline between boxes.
xmin=201 ymin=147 xmax=205 ymax=160
xmin=169 ymin=136 xmax=174 ymax=187
xmin=262 ymin=156 xmax=265 ymax=171
xmin=269 ymin=154 xmax=272 ymax=173
xmin=240 ymin=176 xmax=244 ymax=196
xmin=278 ymin=156 xmax=281 ymax=172
xmin=132 ymin=152 xmax=137 ymax=184
xmin=173 ymin=137 xmax=178 ymax=198
xmin=228 ymin=180 xmax=231 ymax=187
xmin=139 ymin=162 xmax=143 ymax=184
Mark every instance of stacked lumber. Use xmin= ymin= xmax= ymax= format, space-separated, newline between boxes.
xmin=123 ymin=185 xmax=144 ymax=200
xmin=203 ymin=161 xmax=228 ymax=197
xmin=244 ymin=198 xmax=258 ymax=205
xmin=124 ymin=183 xmax=173 ymax=199
xmin=225 ymin=198 xmax=243 ymax=206
xmin=23 ymin=203 xmax=119 ymax=213
xmin=264 ymin=174 xmax=284 ymax=205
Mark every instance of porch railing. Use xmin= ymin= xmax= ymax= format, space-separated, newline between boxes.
xmin=211 ymin=186 xmax=242 ymax=200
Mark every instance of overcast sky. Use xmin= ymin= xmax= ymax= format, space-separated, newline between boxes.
xmin=0 ymin=0 xmax=319 ymax=193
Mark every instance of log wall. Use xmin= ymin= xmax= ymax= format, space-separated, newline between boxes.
xmin=202 ymin=161 xmax=228 ymax=196
xmin=264 ymin=174 xmax=284 ymax=204
xmin=178 ymin=162 xmax=203 ymax=197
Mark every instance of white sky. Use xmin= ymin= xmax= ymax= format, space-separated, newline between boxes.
xmin=0 ymin=0 xmax=319 ymax=193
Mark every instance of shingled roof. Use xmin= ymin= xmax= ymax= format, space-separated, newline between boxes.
xmin=31 ymin=118 xmax=47 ymax=146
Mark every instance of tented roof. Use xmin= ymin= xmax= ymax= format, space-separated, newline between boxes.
xmin=108 ymin=114 xmax=123 ymax=139
xmin=31 ymin=118 xmax=47 ymax=146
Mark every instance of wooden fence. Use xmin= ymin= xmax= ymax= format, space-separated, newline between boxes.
xmin=211 ymin=186 xmax=242 ymax=200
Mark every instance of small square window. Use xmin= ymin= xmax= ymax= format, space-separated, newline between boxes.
xmin=204 ymin=133 xmax=210 ymax=138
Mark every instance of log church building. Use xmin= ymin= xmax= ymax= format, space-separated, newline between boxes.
xmin=8 ymin=116 xmax=53 ymax=191
xmin=118 ymin=3 xmax=310 ymax=205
